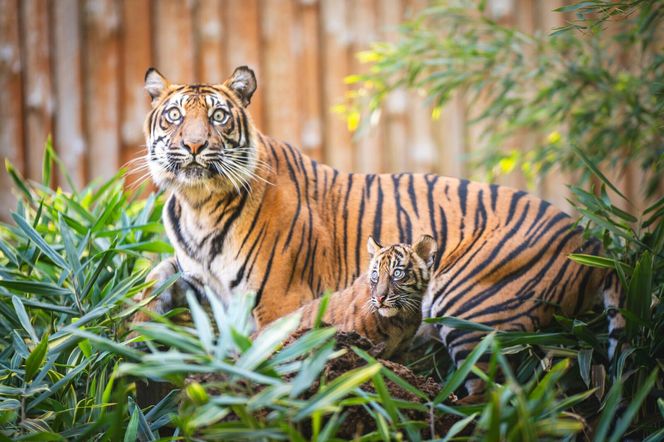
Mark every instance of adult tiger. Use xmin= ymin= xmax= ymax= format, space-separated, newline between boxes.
xmin=132 ymin=66 xmax=624 ymax=395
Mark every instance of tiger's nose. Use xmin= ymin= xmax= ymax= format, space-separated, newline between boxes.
xmin=377 ymin=294 xmax=387 ymax=304
xmin=181 ymin=139 xmax=208 ymax=155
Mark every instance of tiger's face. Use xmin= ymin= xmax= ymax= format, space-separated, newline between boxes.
xmin=143 ymin=66 xmax=259 ymax=192
xmin=367 ymin=235 xmax=437 ymax=318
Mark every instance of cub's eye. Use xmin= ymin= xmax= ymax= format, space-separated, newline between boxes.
xmin=370 ymin=270 xmax=379 ymax=283
xmin=165 ymin=107 xmax=182 ymax=123
xmin=211 ymin=108 xmax=229 ymax=124
xmin=392 ymin=269 xmax=405 ymax=280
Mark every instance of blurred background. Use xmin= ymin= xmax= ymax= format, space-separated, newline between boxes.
xmin=0 ymin=0 xmax=654 ymax=220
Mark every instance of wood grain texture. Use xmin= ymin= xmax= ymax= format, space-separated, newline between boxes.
xmin=0 ymin=0 xmax=25 ymax=218
xmin=20 ymin=0 xmax=53 ymax=181
xmin=53 ymin=0 xmax=86 ymax=188
xmin=224 ymin=0 xmax=265 ymax=130
xmin=261 ymin=0 xmax=300 ymax=146
xmin=0 ymin=0 xmax=646 ymax=221
xmin=120 ymin=0 xmax=152 ymax=176
xmin=83 ymin=0 xmax=120 ymax=180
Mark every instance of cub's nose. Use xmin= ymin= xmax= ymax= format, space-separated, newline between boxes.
xmin=181 ymin=139 xmax=208 ymax=155
xmin=376 ymin=293 xmax=387 ymax=304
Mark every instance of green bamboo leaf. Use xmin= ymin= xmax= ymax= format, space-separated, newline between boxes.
xmin=608 ymin=369 xmax=658 ymax=442
xmin=118 ymin=240 xmax=174 ymax=253
xmin=12 ymin=295 xmax=38 ymax=342
xmin=186 ymin=291 xmax=213 ymax=354
xmin=577 ymin=348 xmax=592 ymax=386
xmin=11 ymin=212 xmax=69 ymax=269
xmin=314 ymin=292 xmax=331 ymax=328
xmin=294 ymin=363 xmax=382 ymax=421
xmin=42 ymin=137 xmax=53 ymax=187
xmin=290 ymin=341 xmax=335 ymax=398
xmin=433 ymin=332 xmax=495 ymax=404
xmin=0 ymin=280 xmax=71 ymax=297
xmin=593 ymin=378 xmax=623 ymax=442
xmin=440 ymin=412 xmax=478 ymax=442
xmin=5 ymin=159 xmax=33 ymax=202
xmin=572 ymin=145 xmax=627 ymax=200
xmin=425 ymin=315 xmax=495 ymax=332
xmin=237 ymin=312 xmax=301 ymax=371
xmin=626 ymin=251 xmax=652 ymax=337
xmin=24 ymin=333 xmax=49 ymax=383
xmin=124 ymin=407 xmax=140 ymax=442
xmin=568 ymin=253 xmax=617 ymax=269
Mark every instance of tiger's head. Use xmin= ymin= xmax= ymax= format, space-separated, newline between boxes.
xmin=366 ymin=235 xmax=437 ymax=318
xmin=143 ymin=66 xmax=262 ymax=193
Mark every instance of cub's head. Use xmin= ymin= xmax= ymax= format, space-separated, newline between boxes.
xmin=143 ymin=66 xmax=260 ymax=192
xmin=366 ymin=235 xmax=437 ymax=318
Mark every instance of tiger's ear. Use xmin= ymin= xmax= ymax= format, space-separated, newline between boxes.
xmin=367 ymin=236 xmax=382 ymax=257
xmin=144 ymin=67 xmax=169 ymax=105
xmin=224 ymin=66 xmax=257 ymax=107
xmin=414 ymin=235 xmax=437 ymax=269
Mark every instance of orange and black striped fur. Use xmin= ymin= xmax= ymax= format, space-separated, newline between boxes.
xmin=132 ymin=66 xmax=625 ymax=396
xmin=294 ymin=235 xmax=436 ymax=359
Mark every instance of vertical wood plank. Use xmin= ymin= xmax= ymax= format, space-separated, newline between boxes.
xmin=120 ymin=0 xmax=152 ymax=177
xmin=261 ymin=0 xmax=300 ymax=146
xmin=350 ymin=0 xmax=383 ymax=173
xmin=435 ymin=93 xmax=467 ymax=178
xmin=19 ymin=0 xmax=53 ymax=181
xmin=52 ymin=0 xmax=86 ymax=189
xmin=153 ymin=0 xmax=195 ymax=82
xmin=297 ymin=0 xmax=324 ymax=161
xmin=224 ymin=0 xmax=265 ymax=130
xmin=321 ymin=0 xmax=353 ymax=171
xmin=537 ymin=0 xmax=572 ymax=212
xmin=0 ymin=0 xmax=24 ymax=218
xmin=379 ymin=0 xmax=409 ymax=173
xmin=195 ymin=0 xmax=225 ymax=83
xmin=83 ymin=0 xmax=120 ymax=180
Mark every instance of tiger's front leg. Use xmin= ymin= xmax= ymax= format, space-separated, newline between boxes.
xmin=130 ymin=257 xmax=203 ymax=328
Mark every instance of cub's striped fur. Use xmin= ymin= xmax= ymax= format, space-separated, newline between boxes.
xmin=132 ymin=66 xmax=625 ymax=397
xmin=295 ymin=235 xmax=436 ymax=358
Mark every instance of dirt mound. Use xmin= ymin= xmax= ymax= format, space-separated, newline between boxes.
xmin=186 ymin=330 xmax=465 ymax=439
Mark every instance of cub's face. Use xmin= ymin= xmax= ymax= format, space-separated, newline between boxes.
xmin=143 ymin=66 xmax=258 ymax=191
xmin=366 ymin=235 xmax=437 ymax=318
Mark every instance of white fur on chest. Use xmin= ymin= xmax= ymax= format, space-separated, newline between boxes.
xmin=163 ymin=201 xmax=253 ymax=307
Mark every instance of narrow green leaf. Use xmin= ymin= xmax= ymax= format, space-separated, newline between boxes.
xmin=11 ymin=212 xmax=69 ymax=269
xmin=593 ymin=378 xmax=622 ymax=442
xmin=572 ymin=145 xmax=627 ymax=200
xmin=294 ymin=363 xmax=382 ymax=421
xmin=441 ymin=412 xmax=478 ymax=442
xmin=25 ymin=333 xmax=49 ymax=383
xmin=608 ymin=370 xmax=659 ymax=442
xmin=186 ymin=291 xmax=213 ymax=354
xmin=433 ymin=332 xmax=495 ymax=404
xmin=12 ymin=295 xmax=38 ymax=342
xmin=124 ymin=407 xmax=140 ymax=442
xmin=425 ymin=316 xmax=495 ymax=332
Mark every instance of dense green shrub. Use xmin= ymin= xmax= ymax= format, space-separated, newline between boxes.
xmin=341 ymin=0 xmax=663 ymax=193
xmin=5 ymin=146 xmax=659 ymax=440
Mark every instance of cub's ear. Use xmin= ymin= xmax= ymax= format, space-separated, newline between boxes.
xmin=414 ymin=235 xmax=437 ymax=269
xmin=224 ymin=66 xmax=257 ymax=107
xmin=144 ymin=67 xmax=169 ymax=105
xmin=367 ymin=236 xmax=382 ymax=257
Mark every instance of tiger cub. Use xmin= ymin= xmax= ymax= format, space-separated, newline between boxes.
xmin=295 ymin=235 xmax=437 ymax=359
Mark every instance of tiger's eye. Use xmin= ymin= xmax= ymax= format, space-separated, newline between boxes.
xmin=370 ymin=270 xmax=379 ymax=283
xmin=211 ymin=108 xmax=229 ymax=124
xmin=165 ymin=107 xmax=182 ymax=123
xmin=393 ymin=269 xmax=405 ymax=280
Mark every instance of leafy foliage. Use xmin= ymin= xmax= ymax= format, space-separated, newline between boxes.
xmin=341 ymin=0 xmax=664 ymax=193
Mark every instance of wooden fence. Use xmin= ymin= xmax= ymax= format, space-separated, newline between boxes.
xmin=0 ymin=0 xmax=643 ymax=221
